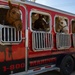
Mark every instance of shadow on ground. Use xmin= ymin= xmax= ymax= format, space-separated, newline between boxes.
xmin=37 ymin=70 xmax=61 ymax=75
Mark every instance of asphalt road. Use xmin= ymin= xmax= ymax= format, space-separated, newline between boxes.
xmin=37 ymin=70 xmax=75 ymax=75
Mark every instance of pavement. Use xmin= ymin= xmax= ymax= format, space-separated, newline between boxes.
xmin=37 ymin=70 xmax=75 ymax=75
xmin=71 ymin=72 xmax=75 ymax=75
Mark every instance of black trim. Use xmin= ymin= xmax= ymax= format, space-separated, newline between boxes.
xmin=0 ymin=59 xmax=25 ymax=75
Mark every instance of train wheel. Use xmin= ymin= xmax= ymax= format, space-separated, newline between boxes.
xmin=60 ymin=55 xmax=74 ymax=75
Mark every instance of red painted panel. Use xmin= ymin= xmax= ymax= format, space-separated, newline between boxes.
xmin=25 ymin=3 xmax=75 ymax=58
xmin=0 ymin=1 xmax=26 ymax=62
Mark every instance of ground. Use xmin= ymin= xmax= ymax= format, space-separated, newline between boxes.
xmin=37 ymin=70 xmax=75 ymax=75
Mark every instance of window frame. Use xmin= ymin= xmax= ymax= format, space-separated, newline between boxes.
xmin=54 ymin=15 xmax=69 ymax=33
xmin=30 ymin=10 xmax=52 ymax=33
xmin=0 ymin=5 xmax=22 ymax=45
xmin=71 ymin=19 xmax=75 ymax=33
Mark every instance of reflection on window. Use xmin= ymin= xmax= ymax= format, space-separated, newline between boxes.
xmin=31 ymin=12 xmax=50 ymax=31
xmin=55 ymin=16 xmax=69 ymax=34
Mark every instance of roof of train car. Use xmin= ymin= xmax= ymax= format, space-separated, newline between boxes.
xmin=3 ymin=0 xmax=75 ymax=16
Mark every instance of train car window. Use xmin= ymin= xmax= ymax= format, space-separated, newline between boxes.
xmin=55 ymin=16 xmax=69 ymax=34
xmin=0 ymin=8 xmax=9 ymax=25
xmin=31 ymin=12 xmax=50 ymax=32
xmin=0 ymin=6 xmax=22 ymax=45
xmin=0 ymin=7 xmax=22 ymax=26
xmin=72 ymin=20 xmax=75 ymax=33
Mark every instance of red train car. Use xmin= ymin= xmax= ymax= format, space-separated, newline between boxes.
xmin=0 ymin=0 xmax=75 ymax=75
